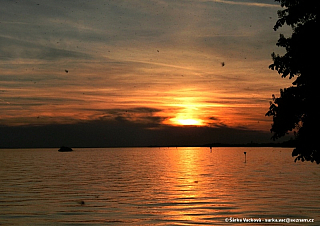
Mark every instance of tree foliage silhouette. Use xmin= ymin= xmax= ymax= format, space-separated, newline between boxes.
xmin=266 ymin=0 xmax=319 ymax=163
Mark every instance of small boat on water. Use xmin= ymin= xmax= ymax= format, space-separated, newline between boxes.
xmin=58 ymin=146 xmax=73 ymax=152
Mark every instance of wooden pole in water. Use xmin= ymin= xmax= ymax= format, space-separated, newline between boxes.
xmin=244 ymin=152 xmax=247 ymax=163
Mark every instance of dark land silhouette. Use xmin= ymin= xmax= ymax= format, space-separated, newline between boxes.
xmin=0 ymin=119 xmax=290 ymax=149
xmin=266 ymin=0 xmax=319 ymax=163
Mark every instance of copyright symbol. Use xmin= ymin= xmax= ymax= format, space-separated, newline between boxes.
xmin=225 ymin=218 xmax=229 ymax=222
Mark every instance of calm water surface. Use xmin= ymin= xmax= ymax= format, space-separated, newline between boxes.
xmin=1 ymin=147 xmax=320 ymax=225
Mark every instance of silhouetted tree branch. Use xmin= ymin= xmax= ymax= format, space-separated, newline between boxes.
xmin=266 ymin=0 xmax=319 ymax=163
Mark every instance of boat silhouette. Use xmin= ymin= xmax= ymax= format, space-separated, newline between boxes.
xmin=58 ymin=146 xmax=73 ymax=152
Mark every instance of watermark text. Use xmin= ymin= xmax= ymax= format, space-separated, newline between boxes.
xmin=225 ymin=217 xmax=314 ymax=223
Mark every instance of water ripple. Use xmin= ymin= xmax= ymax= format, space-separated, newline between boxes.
xmin=1 ymin=147 xmax=320 ymax=225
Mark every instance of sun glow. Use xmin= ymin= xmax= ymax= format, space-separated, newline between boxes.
xmin=170 ymin=117 xmax=204 ymax=126
xmin=177 ymin=118 xmax=202 ymax=125
xmin=166 ymin=97 xmax=207 ymax=126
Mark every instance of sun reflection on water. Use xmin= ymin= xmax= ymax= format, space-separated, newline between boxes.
xmin=1 ymin=148 xmax=319 ymax=225
xmin=154 ymin=147 xmax=237 ymax=224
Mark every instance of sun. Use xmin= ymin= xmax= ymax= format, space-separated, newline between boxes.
xmin=177 ymin=118 xmax=202 ymax=125
xmin=165 ymin=98 xmax=207 ymax=126
xmin=170 ymin=117 xmax=203 ymax=126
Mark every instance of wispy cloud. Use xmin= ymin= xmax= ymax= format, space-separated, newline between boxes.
xmin=0 ymin=35 xmax=92 ymax=61
xmin=208 ymin=0 xmax=279 ymax=8
xmin=0 ymin=0 xmax=285 ymax=134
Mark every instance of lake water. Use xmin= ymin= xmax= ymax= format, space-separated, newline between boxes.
xmin=1 ymin=147 xmax=319 ymax=225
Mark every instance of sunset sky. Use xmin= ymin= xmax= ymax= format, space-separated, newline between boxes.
xmin=0 ymin=0 xmax=293 ymax=147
